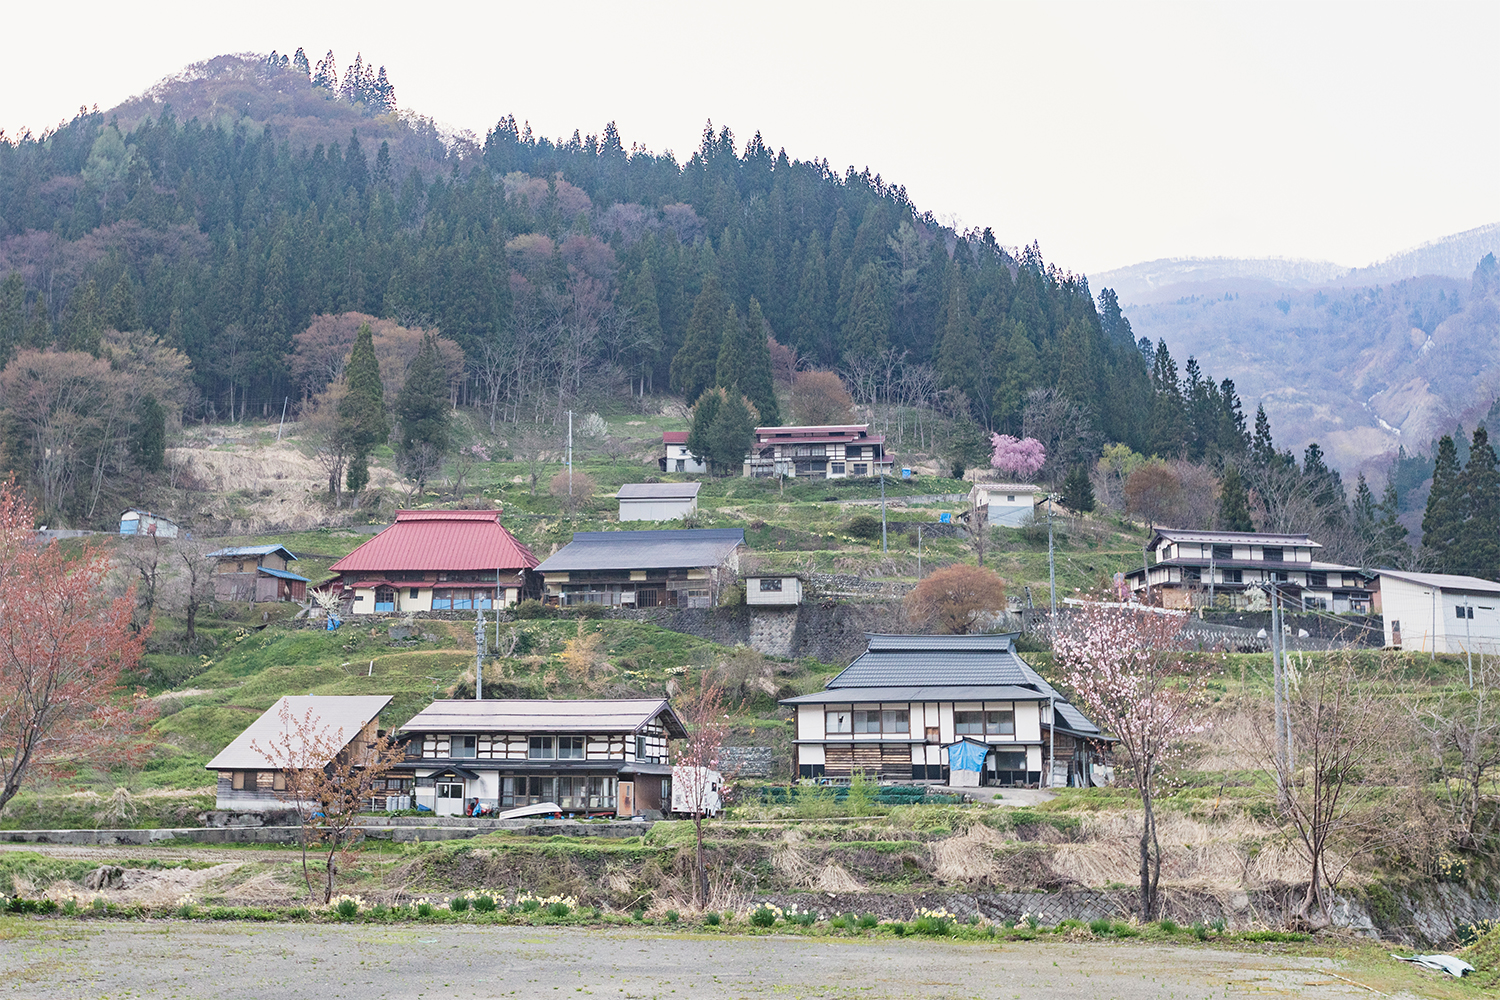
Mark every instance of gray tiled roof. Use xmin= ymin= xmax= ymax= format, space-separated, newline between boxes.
xmin=1152 ymin=528 xmax=1319 ymax=547
xmin=535 ymin=529 xmax=744 ymax=572
xmin=617 ymin=483 xmax=701 ymax=500
xmin=781 ymin=685 xmax=1046 ymax=704
xmin=1377 ymin=569 xmax=1500 ymax=594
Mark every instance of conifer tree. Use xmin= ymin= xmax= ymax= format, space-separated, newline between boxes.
xmin=1148 ymin=339 xmax=1187 ymax=458
xmin=131 ymin=395 xmax=167 ymax=473
xmin=740 ymin=297 xmax=779 ymax=426
xmin=394 ymin=334 xmax=451 ymax=494
xmin=0 ymin=273 xmax=22 ymax=369
xmin=842 ymin=261 xmax=890 ymax=357
xmin=990 ymin=322 xmax=1038 ymax=434
xmin=1351 ymin=473 xmax=1378 ymax=539
xmin=621 ymin=261 xmax=662 ymax=392
xmin=671 ymin=274 xmax=727 ymax=402
xmin=707 ymin=392 xmax=757 ymax=477
xmin=1458 ymin=425 xmax=1499 ymax=580
xmin=1251 ymin=405 xmax=1276 ymax=467
xmin=338 ymin=322 xmax=388 ymax=496
xmin=1375 ymin=477 xmax=1410 ymax=565
xmin=936 ymin=277 xmax=982 ymax=404
xmin=789 ymin=236 xmax=829 ymax=362
xmin=714 ymin=306 xmax=747 ymax=392
xmin=1061 ymin=464 xmax=1096 ymax=513
xmin=686 ymin=387 xmax=723 ymax=470
xmin=1422 ymin=435 xmax=1465 ymax=572
xmin=63 ymin=279 xmax=102 ymax=354
xmin=1217 ymin=465 xmax=1254 ymax=531
xmin=105 ymin=274 xmax=139 ymax=331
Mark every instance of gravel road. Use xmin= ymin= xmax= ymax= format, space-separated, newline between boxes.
xmin=0 ymin=921 xmax=1403 ymax=999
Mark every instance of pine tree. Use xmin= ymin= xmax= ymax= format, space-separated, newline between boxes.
xmin=1062 ymin=464 xmax=1096 ymax=513
xmin=1351 ymin=473 xmax=1378 ymax=539
xmin=339 ymin=323 xmax=388 ymax=495
xmin=740 ymin=297 xmax=779 ymax=426
xmin=131 ymin=394 xmax=166 ymax=472
xmin=1217 ymin=465 xmax=1254 ymax=531
xmin=395 ymin=334 xmax=451 ymax=494
xmin=1458 ymin=425 xmax=1500 ymax=580
xmin=842 ymin=261 xmax=890 ymax=357
xmin=63 ymin=278 xmax=102 ymax=354
xmin=1148 ymin=339 xmax=1187 ymax=458
xmin=936 ymin=277 xmax=982 ymax=404
xmin=1375 ymin=478 xmax=1410 ymax=565
xmin=620 ymin=261 xmax=662 ymax=392
xmin=714 ymin=306 xmax=747 ymax=393
xmin=789 ymin=236 xmax=829 ymax=362
xmin=105 ymin=274 xmax=139 ymax=331
xmin=0 ymin=273 xmax=22 ymax=369
xmin=707 ymin=392 xmax=757 ymax=477
xmin=671 ymin=274 xmax=727 ymax=403
xmin=293 ymin=47 xmax=311 ymax=78
xmin=686 ymin=387 xmax=723 ymax=471
xmin=1422 ymin=435 xmax=1465 ymax=572
xmin=1251 ymin=404 xmax=1276 ymax=467
xmin=990 ymin=322 xmax=1038 ymax=434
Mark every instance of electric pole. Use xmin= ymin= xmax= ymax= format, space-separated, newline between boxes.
xmin=880 ymin=469 xmax=887 ymax=553
xmin=567 ymin=410 xmax=574 ymax=497
xmin=474 ymin=608 xmax=485 ymax=700
xmin=1047 ymin=494 xmax=1057 ymax=629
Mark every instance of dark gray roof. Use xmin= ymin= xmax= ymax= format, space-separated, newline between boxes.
xmin=400 ymin=699 xmax=688 ymax=738
xmin=617 ymin=483 xmax=701 ymax=500
xmin=798 ymin=633 xmax=1101 ymax=736
xmin=781 ymin=685 xmax=1047 ymax=705
xmin=535 ymin=529 xmax=744 ymax=573
xmin=206 ymin=544 xmax=298 ymax=561
xmin=1152 ymin=528 xmax=1320 ymax=548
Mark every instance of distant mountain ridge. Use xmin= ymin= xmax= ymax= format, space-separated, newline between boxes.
xmin=1095 ymin=222 xmax=1499 ymax=305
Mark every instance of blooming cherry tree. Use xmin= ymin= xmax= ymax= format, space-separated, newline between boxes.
xmin=990 ymin=434 xmax=1046 ymax=479
xmin=1052 ymin=602 xmax=1207 ymax=920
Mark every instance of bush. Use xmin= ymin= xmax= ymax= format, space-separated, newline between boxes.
xmin=520 ymin=898 xmax=541 ymax=913
xmin=513 ymin=600 xmax=552 ymax=620
xmin=705 ymin=912 xmax=721 ymax=926
xmin=449 ymin=896 xmax=470 ymax=913
xmin=665 ymin=910 xmax=680 ymax=923
xmin=1158 ymin=919 xmax=1178 ymax=934
xmin=858 ymin=913 xmax=878 ymax=929
xmin=473 ymin=894 xmax=496 ymax=913
xmin=547 ymin=902 xmax=570 ymax=918
xmin=335 ymin=898 xmax=359 ymax=920
xmin=1089 ymin=918 xmax=1112 ymax=935
xmin=845 ymin=513 xmax=883 ymax=540
xmin=750 ymin=907 xmax=777 ymax=928
xmin=568 ymin=603 xmax=607 ymax=620
xmin=416 ymin=902 xmax=434 ymax=917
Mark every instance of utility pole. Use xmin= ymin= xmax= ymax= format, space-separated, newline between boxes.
xmin=1208 ymin=551 xmax=1215 ymax=609
xmin=567 ymin=410 xmax=574 ymax=497
xmin=916 ymin=524 xmax=923 ymax=580
xmin=474 ymin=608 xmax=485 ymax=700
xmin=1270 ymin=584 xmax=1285 ymax=800
xmin=1047 ymin=694 xmax=1056 ymax=789
xmin=1047 ymin=494 xmax=1057 ymax=628
xmin=1463 ymin=600 xmax=1473 ymax=688
xmin=277 ymin=396 xmax=288 ymax=441
xmin=880 ymin=469 xmax=888 ymax=554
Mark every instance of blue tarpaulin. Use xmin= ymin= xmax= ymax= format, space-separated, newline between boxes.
xmin=945 ymin=739 xmax=988 ymax=772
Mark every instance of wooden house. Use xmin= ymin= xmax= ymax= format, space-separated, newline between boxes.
xmin=397 ymin=698 xmax=688 ymax=818
xmin=617 ymin=482 xmax=700 ymax=522
xmin=118 ymin=508 xmax=179 ymax=538
xmin=207 ymin=544 xmax=309 ymax=602
xmin=205 ymin=695 xmax=397 ymax=811
xmin=780 ymin=633 xmax=1110 ymax=788
xmin=1125 ymin=528 xmax=1374 ymax=611
xmin=327 ymin=509 xmax=540 ymax=614
xmin=743 ymin=424 xmax=893 ymax=479
xmin=535 ymin=528 xmax=744 ymax=608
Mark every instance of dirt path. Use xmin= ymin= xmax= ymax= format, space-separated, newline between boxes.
xmin=0 ymin=922 xmax=1420 ymax=999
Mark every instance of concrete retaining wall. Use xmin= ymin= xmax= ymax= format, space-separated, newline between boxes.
xmin=0 ymin=818 xmax=655 ymax=846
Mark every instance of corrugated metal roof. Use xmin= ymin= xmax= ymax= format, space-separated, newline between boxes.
xmin=329 ymin=510 xmax=538 ymax=574
xmin=535 ymin=528 xmax=744 ymax=572
xmin=1378 ymin=569 xmax=1500 ymax=594
xmin=1153 ymin=528 xmax=1320 ymax=547
xmin=617 ymin=483 xmax=701 ymax=500
xmin=399 ymin=699 xmax=687 ymax=738
xmin=753 ymin=434 xmax=888 ymax=446
xmin=662 ymin=432 xmax=689 ymax=445
xmin=755 ymin=424 xmax=869 ymax=436
xmin=257 ymin=566 xmax=310 ymax=582
xmin=205 ymin=695 xmax=391 ymax=771
xmin=780 ymin=685 xmax=1047 ymax=704
xmin=864 ymin=633 xmax=1019 ymax=652
xmin=207 ymin=544 xmax=299 ymax=561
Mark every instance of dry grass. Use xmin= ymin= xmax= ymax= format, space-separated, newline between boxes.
xmin=42 ymin=863 xmax=241 ymax=907
xmin=931 ymin=824 xmax=1008 ymax=885
xmin=1049 ymin=811 xmax=1285 ymax=891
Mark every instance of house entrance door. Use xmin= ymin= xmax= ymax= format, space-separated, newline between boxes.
xmin=436 ymin=781 xmax=465 ymax=815
xmin=618 ymin=781 xmax=635 ymax=817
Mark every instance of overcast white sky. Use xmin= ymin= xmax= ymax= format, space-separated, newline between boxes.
xmin=3 ymin=1 xmax=1495 ymax=275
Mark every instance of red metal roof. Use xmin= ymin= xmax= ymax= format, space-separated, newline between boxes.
xmin=329 ymin=510 xmax=539 ymax=575
xmin=754 ymin=434 xmax=887 ymax=447
xmin=662 ymin=431 xmax=689 ymax=445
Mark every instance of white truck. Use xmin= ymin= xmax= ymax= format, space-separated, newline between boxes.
xmin=670 ymin=765 xmax=724 ymax=817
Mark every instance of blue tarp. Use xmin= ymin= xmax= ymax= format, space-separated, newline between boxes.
xmin=945 ymin=739 xmax=989 ymax=772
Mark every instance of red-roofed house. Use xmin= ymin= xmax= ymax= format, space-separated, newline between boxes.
xmin=744 ymin=424 xmax=894 ymax=479
xmin=658 ymin=431 xmax=708 ymax=474
xmin=327 ymin=510 xmax=540 ymax=614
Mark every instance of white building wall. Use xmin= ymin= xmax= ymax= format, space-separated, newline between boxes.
xmin=1382 ymin=576 xmax=1448 ymax=652
xmin=619 ymin=498 xmax=697 ymax=522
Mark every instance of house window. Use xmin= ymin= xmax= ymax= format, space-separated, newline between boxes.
xmin=662 ymin=778 xmax=672 ymax=802
xmin=831 ymin=463 xmax=845 ymax=475
xmin=954 ymin=711 xmax=985 ymax=735
xmin=759 ymin=578 xmax=783 ymax=592
xmin=852 ymin=710 xmax=881 ymax=733
xmin=1184 ymin=568 xmax=1201 ymax=582
xmin=986 ymin=710 xmax=1015 ymax=735
xmin=231 ymin=771 xmax=256 ymax=790
xmin=882 ymin=709 xmax=909 ymax=734
xmin=1212 ymin=545 xmax=1233 ymax=561
xmin=852 ymin=464 xmax=868 ymax=476
xmin=374 ymin=587 xmax=395 ymax=612
xmin=437 ymin=782 xmax=464 ymax=801
xmin=1457 ymin=605 xmax=1474 ymax=619
xmin=636 ymin=735 xmax=647 ymax=759
xmin=826 ymin=709 xmax=852 ymax=734
xmin=1308 ymin=572 xmax=1328 ymax=589
xmin=453 ymin=735 xmax=477 ymax=759
xmin=410 ymin=588 xmax=419 ymax=599
xmin=529 ymin=736 xmax=555 ymax=759
xmin=1262 ymin=547 xmax=1283 ymax=563
xmin=272 ymin=771 xmax=286 ymax=791
xmin=559 ymin=736 xmax=585 ymax=759
xmin=1270 ymin=571 xmax=1288 ymax=583
xmin=1006 ymin=495 xmax=1016 ymax=503
xmin=1223 ymin=569 xmax=1243 ymax=584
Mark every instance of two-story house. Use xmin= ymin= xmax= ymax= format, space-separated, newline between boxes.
xmin=206 ymin=544 xmax=310 ymax=602
xmin=743 ymin=424 xmax=894 ymax=479
xmin=397 ymin=698 xmax=687 ymax=818
xmin=1124 ymin=528 xmax=1374 ymax=612
xmin=327 ymin=509 xmax=540 ymax=614
xmin=780 ymin=633 xmax=1109 ymax=788
xmin=535 ymin=528 xmax=744 ymax=609
xmin=659 ymin=432 xmax=708 ymax=474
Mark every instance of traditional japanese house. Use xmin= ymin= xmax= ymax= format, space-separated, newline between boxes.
xmin=327 ymin=509 xmax=540 ymax=614
xmin=743 ymin=424 xmax=894 ymax=479
xmin=397 ymin=699 xmax=688 ymax=818
xmin=535 ymin=528 xmax=744 ymax=608
xmin=206 ymin=544 xmax=309 ymax=602
xmin=205 ymin=695 xmax=398 ymax=810
xmin=780 ymin=633 xmax=1110 ymax=788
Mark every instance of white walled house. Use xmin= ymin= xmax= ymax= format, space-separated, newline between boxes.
xmin=745 ymin=575 xmax=804 ymax=606
xmin=743 ymin=424 xmax=893 ymax=479
xmin=659 ymin=432 xmax=708 ymax=474
xmin=617 ymin=482 xmax=700 ymax=522
xmin=970 ymin=483 xmax=1041 ymax=527
xmin=1125 ymin=528 xmax=1374 ymax=612
xmin=1377 ymin=570 xmax=1500 ymax=654
xmin=397 ymin=699 xmax=686 ymax=818
xmin=536 ymin=528 xmax=744 ymax=609
xmin=780 ymin=634 xmax=1109 ymax=788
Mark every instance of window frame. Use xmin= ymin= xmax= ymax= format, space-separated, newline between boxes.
xmin=528 ymin=736 xmax=556 ymax=759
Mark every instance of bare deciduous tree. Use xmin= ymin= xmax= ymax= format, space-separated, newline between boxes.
xmin=1409 ymin=656 xmax=1500 ymax=853
xmin=676 ymin=681 xmax=730 ymax=908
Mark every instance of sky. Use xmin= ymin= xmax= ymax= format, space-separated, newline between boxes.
xmin=2 ymin=1 xmax=1495 ymax=276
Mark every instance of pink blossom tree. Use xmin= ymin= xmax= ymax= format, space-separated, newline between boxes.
xmin=990 ymin=434 xmax=1046 ymax=479
xmin=1052 ymin=602 xmax=1207 ymax=920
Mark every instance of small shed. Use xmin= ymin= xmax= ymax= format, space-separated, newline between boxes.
xmin=617 ymin=482 xmax=700 ymax=522
xmin=207 ymin=544 xmax=309 ymax=602
xmin=119 ymin=508 xmax=180 ymax=538
xmin=745 ymin=574 xmax=803 ymax=606
xmin=944 ymin=738 xmax=990 ymax=788
xmin=970 ymin=483 xmax=1040 ymax=527
xmin=1377 ymin=570 xmax=1500 ymax=654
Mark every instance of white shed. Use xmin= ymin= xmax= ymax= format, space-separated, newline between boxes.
xmin=119 ymin=508 xmax=180 ymax=538
xmin=616 ymin=482 xmax=701 ymax=522
xmin=970 ymin=483 xmax=1040 ymax=526
xmin=1378 ymin=570 xmax=1500 ymax=655
xmin=745 ymin=575 xmax=803 ymax=606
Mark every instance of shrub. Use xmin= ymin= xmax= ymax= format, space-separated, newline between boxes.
xmin=547 ymin=902 xmax=570 ymax=918
xmin=1158 ymin=919 xmax=1178 ymax=934
xmin=569 ymin=603 xmax=607 ymax=620
xmin=845 ymin=514 xmax=883 ymax=540
xmin=416 ymin=901 xmax=434 ymax=917
xmin=334 ymin=897 xmax=360 ymax=920
xmin=705 ymin=912 xmax=721 ymax=926
xmin=1088 ymin=918 xmax=1112 ymax=935
xmin=449 ymin=896 xmax=470 ymax=913
xmin=1111 ymin=921 xmax=1139 ymax=937
xmin=520 ymin=898 xmax=541 ymax=913
xmin=513 ymin=600 xmax=551 ymax=620
xmin=472 ymin=894 xmax=496 ymax=913
xmin=858 ymin=913 xmax=878 ymax=929
xmin=750 ymin=907 xmax=777 ymax=928
xmin=829 ymin=914 xmax=850 ymax=930
xmin=666 ymin=910 xmax=680 ymax=923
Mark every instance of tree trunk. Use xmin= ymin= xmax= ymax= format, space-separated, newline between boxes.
xmin=1139 ymin=791 xmax=1158 ymax=921
xmin=694 ymin=814 xmax=706 ymax=908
